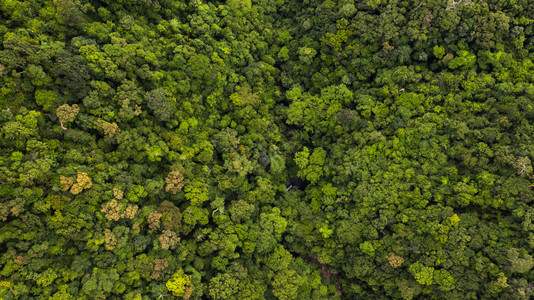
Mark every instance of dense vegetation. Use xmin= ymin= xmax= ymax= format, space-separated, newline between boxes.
xmin=2 ymin=0 xmax=534 ymax=298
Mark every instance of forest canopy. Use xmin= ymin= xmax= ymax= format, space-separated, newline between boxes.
xmin=2 ymin=0 xmax=534 ymax=299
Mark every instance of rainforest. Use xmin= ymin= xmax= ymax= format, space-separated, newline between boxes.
xmin=2 ymin=0 xmax=534 ymax=299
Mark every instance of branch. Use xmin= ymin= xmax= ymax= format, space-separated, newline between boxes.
xmin=447 ymin=0 xmax=464 ymax=10
xmin=59 ymin=120 xmax=68 ymax=131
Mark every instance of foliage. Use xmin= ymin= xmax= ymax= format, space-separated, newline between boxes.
xmin=166 ymin=269 xmax=191 ymax=297
xmin=1 ymin=0 xmax=534 ymax=298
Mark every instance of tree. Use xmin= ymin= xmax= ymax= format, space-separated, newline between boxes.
xmin=159 ymin=229 xmax=180 ymax=250
xmin=408 ymin=262 xmax=434 ymax=286
xmin=387 ymin=253 xmax=404 ymax=268
xmin=145 ymin=88 xmax=175 ymax=122
xmin=56 ymin=104 xmax=79 ymax=130
xmin=507 ymin=248 xmax=534 ymax=274
xmin=229 ymin=200 xmax=255 ymax=222
xmin=96 ymin=119 xmax=120 ymax=138
xmin=272 ymin=269 xmax=304 ymax=300
xmin=166 ymin=269 xmax=192 ymax=297
xmin=61 ymin=172 xmax=92 ymax=195
xmin=208 ymin=272 xmax=240 ymax=299
xmin=295 ymin=147 xmax=326 ymax=185
xmin=165 ymin=169 xmax=185 ymax=194
xmin=81 ymin=268 xmax=120 ymax=298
